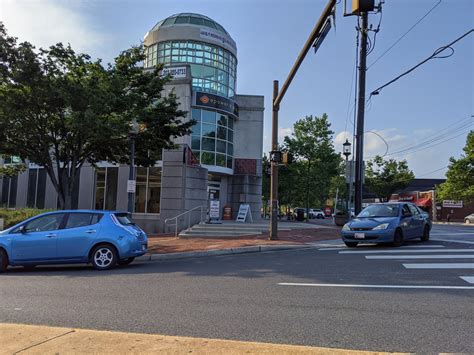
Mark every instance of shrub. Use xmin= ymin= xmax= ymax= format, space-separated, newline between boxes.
xmin=0 ymin=208 xmax=53 ymax=229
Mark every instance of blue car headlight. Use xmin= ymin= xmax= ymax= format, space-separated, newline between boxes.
xmin=372 ymin=223 xmax=389 ymax=230
xmin=342 ymin=223 xmax=351 ymax=231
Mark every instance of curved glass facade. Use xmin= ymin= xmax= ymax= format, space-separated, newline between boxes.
xmin=145 ymin=40 xmax=237 ymax=98
xmin=191 ymin=108 xmax=233 ymax=169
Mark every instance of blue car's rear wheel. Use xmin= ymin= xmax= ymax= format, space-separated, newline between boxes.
xmin=0 ymin=249 xmax=8 ymax=273
xmin=91 ymin=244 xmax=117 ymax=270
xmin=393 ymin=229 xmax=404 ymax=247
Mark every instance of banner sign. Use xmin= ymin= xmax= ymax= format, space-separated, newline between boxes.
xmin=200 ymin=29 xmax=237 ymax=52
xmin=442 ymin=200 xmax=463 ymax=208
xmin=194 ymin=91 xmax=239 ymax=119
xmin=160 ymin=66 xmax=187 ymax=79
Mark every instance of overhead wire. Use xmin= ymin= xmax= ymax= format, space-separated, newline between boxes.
xmin=370 ymin=29 xmax=474 ymax=97
xmin=385 ymin=116 xmax=473 ymax=156
xmin=367 ymin=0 xmax=443 ymax=70
xmin=417 ymin=165 xmax=449 ymax=178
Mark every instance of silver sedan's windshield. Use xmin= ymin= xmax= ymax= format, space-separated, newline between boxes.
xmin=357 ymin=204 xmax=399 ymax=218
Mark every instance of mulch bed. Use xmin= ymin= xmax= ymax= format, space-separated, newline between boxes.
xmin=146 ymin=227 xmax=341 ymax=254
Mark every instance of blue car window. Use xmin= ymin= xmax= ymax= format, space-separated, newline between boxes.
xmin=408 ymin=204 xmax=419 ymax=216
xmin=64 ymin=213 xmax=102 ymax=229
xmin=358 ymin=204 xmax=399 ymax=218
xmin=24 ymin=214 xmax=65 ymax=232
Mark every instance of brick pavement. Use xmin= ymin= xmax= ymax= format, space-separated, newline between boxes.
xmin=147 ymin=227 xmax=341 ymax=254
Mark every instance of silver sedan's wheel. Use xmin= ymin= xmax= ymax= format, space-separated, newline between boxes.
xmin=91 ymin=245 xmax=117 ymax=270
xmin=466 ymin=219 xmax=471 ymax=224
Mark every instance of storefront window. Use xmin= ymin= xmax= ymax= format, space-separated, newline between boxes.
xmin=27 ymin=168 xmax=47 ymax=209
xmin=134 ymin=167 xmax=161 ymax=213
xmin=1 ymin=176 xmax=17 ymax=208
xmin=94 ymin=167 xmax=118 ymax=210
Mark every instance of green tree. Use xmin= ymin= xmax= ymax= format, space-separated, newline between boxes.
xmin=0 ymin=23 xmax=192 ymax=209
xmin=365 ymin=155 xmax=415 ymax=202
xmin=283 ymin=114 xmax=341 ymax=219
xmin=437 ymin=130 xmax=474 ymax=203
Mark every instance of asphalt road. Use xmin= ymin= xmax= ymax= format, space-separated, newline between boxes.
xmin=1 ymin=224 xmax=473 ymax=353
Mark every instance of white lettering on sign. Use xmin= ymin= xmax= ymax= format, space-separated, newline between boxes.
xmin=442 ymin=200 xmax=463 ymax=208
xmin=160 ymin=66 xmax=187 ymax=79
xmin=127 ymin=180 xmax=136 ymax=193
xmin=210 ymin=200 xmax=220 ymax=220
xmin=199 ymin=29 xmax=237 ymax=51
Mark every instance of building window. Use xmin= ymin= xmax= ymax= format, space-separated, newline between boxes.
xmin=190 ymin=108 xmax=234 ymax=169
xmin=135 ymin=167 xmax=161 ymax=213
xmin=27 ymin=168 xmax=47 ymax=209
xmin=94 ymin=167 xmax=118 ymax=210
xmin=147 ymin=40 xmax=237 ymax=98
xmin=1 ymin=176 xmax=17 ymax=208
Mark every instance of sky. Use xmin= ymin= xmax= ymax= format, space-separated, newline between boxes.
xmin=1 ymin=0 xmax=473 ymax=178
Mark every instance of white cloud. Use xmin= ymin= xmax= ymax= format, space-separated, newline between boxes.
xmin=278 ymin=127 xmax=293 ymax=142
xmin=0 ymin=0 xmax=106 ymax=54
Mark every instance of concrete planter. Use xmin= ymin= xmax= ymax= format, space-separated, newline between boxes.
xmin=334 ymin=214 xmax=348 ymax=226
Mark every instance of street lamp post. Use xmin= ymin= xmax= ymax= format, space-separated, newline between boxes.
xmin=343 ymin=139 xmax=352 ymax=219
xmin=127 ymin=120 xmax=139 ymax=214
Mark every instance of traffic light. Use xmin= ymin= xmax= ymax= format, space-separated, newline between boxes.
xmin=352 ymin=0 xmax=375 ymax=14
xmin=282 ymin=152 xmax=293 ymax=165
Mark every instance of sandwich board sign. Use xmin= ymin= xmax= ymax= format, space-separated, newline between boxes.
xmin=236 ymin=204 xmax=253 ymax=223
xmin=209 ymin=200 xmax=221 ymax=223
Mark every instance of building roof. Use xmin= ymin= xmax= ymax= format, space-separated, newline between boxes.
xmin=396 ymin=178 xmax=446 ymax=193
xmin=151 ymin=13 xmax=229 ymax=35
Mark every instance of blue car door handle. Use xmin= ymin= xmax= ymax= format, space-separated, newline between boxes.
xmin=46 ymin=233 xmax=57 ymax=238
xmin=85 ymin=229 xmax=96 ymax=234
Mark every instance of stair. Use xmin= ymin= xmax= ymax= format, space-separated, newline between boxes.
xmin=178 ymin=221 xmax=317 ymax=238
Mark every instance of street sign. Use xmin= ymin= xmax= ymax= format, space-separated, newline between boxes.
xmin=127 ymin=180 xmax=136 ymax=193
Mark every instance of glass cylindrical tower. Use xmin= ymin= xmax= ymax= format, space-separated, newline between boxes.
xmin=144 ymin=14 xmax=238 ymax=171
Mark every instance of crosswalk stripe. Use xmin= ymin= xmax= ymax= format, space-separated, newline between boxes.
xmin=320 ymin=245 xmax=445 ymax=251
xmin=460 ymin=276 xmax=474 ymax=284
xmin=403 ymin=263 xmax=474 ymax=269
xmin=366 ymin=254 xmax=474 ymax=260
xmin=278 ymin=282 xmax=474 ymax=290
xmin=339 ymin=248 xmax=474 ymax=254
xmin=431 ymin=238 xmax=474 ymax=245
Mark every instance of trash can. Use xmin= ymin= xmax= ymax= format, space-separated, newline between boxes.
xmin=223 ymin=205 xmax=232 ymax=220
xmin=296 ymin=209 xmax=305 ymax=221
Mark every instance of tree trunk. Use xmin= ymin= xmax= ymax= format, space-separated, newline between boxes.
xmin=306 ymin=161 xmax=311 ymax=222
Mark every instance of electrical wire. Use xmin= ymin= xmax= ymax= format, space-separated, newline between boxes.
xmin=385 ymin=116 xmax=473 ymax=156
xmin=387 ymin=128 xmax=473 ymax=158
xmin=344 ymin=25 xmax=360 ymax=136
xmin=367 ymin=6 xmax=383 ymax=56
xmin=365 ymin=130 xmax=389 ymax=158
xmin=367 ymin=0 xmax=443 ymax=70
xmin=370 ymin=29 xmax=473 ymax=97
xmin=417 ymin=165 xmax=449 ymax=178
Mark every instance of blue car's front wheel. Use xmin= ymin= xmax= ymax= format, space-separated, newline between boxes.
xmin=0 ymin=249 xmax=8 ymax=273
xmin=393 ymin=229 xmax=404 ymax=247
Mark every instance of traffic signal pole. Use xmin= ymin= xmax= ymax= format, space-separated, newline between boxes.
xmin=354 ymin=11 xmax=368 ymax=215
xmin=269 ymin=0 xmax=336 ymax=240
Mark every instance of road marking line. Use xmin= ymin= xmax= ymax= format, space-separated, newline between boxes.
xmin=320 ymin=245 xmax=445 ymax=251
xmin=277 ymin=282 xmax=474 ymax=290
xmin=431 ymin=238 xmax=474 ymax=245
xmin=431 ymin=233 xmax=474 ymax=236
xmin=339 ymin=248 xmax=474 ymax=254
xmin=366 ymin=254 xmax=474 ymax=259
xmin=460 ymin=276 xmax=474 ymax=284
xmin=403 ymin=263 xmax=474 ymax=269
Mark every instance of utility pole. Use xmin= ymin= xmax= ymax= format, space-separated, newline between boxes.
xmin=270 ymin=80 xmax=279 ymax=239
xmin=354 ymin=11 xmax=368 ymax=215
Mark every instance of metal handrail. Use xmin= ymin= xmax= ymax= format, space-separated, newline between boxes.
xmin=164 ymin=204 xmax=207 ymax=238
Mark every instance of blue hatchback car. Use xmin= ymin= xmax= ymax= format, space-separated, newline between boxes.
xmin=0 ymin=210 xmax=148 ymax=272
xmin=341 ymin=202 xmax=431 ymax=248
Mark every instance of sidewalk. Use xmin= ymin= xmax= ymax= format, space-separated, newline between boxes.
xmin=141 ymin=226 xmax=341 ymax=261
xmin=0 ymin=323 xmax=397 ymax=354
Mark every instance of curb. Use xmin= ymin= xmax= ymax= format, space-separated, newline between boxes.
xmin=433 ymin=222 xmax=473 ymax=226
xmin=137 ymin=244 xmax=313 ymax=262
